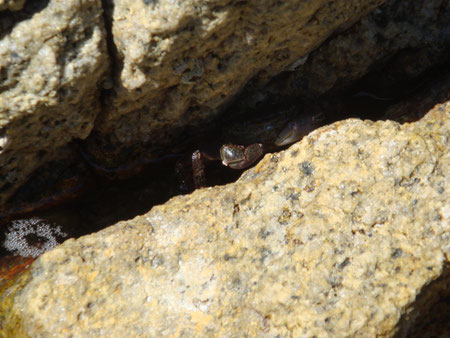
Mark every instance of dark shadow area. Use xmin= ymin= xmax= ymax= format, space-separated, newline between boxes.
xmin=1 ymin=61 xmax=449 ymax=239
xmin=99 ymin=0 xmax=122 ymax=100
xmin=395 ymin=264 xmax=450 ymax=338
xmin=0 ymin=0 xmax=50 ymax=40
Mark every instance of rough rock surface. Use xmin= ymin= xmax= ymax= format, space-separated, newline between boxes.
xmin=0 ymin=0 xmax=109 ymax=204
xmin=2 ymin=102 xmax=448 ymax=336
xmin=2 ymin=0 xmax=449 ymax=209
xmin=90 ymin=0 xmax=450 ymax=160
xmin=261 ymin=0 xmax=450 ymax=99
xmin=88 ymin=0 xmax=386 ymax=161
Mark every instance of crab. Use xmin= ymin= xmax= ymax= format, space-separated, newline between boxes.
xmin=0 ymin=110 xmax=325 ymax=218
xmin=188 ymin=112 xmax=325 ymax=188
xmin=220 ymin=143 xmax=264 ymax=169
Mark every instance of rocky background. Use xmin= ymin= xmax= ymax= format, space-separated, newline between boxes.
xmin=1 ymin=0 xmax=449 ymax=207
xmin=0 ymin=0 xmax=449 ymax=336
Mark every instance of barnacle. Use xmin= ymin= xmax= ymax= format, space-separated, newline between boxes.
xmin=3 ymin=217 xmax=67 ymax=258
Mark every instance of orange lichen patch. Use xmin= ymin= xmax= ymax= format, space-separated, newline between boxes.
xmin=0 ymin=255 xmax=35 ymax=290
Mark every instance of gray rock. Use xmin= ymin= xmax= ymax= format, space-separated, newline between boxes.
xmin=0 ymin=0 xmax=109 ymax=204
xmin=2 ymin=102 xmax=448 ymax=336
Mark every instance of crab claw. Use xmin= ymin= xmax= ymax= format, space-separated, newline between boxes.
xmin=220 ymin=143 xmax=264 ymax=169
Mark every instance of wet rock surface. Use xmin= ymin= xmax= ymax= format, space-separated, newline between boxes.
xmin=1 ymin=102 xmax=448 ymax=336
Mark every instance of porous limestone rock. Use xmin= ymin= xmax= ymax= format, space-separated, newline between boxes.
xmin=0 ymin=0 xmax=109 ymax=205
xmin=2 ymin=102 xmax=448 ymax=336
xmin=88 ymin=0 xmax=386 ymax=161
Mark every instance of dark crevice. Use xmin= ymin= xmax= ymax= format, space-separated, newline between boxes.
xmin=98 ymin=0 xmax=121 ymax=119
xmin=394 ymin=264 xmax=450 ymax=338
xmin=1 ymin=61 xmax=447 ymax=229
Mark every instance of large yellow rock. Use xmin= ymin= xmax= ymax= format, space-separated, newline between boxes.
xmin=2 ymin=101 xmax=448 ymax=336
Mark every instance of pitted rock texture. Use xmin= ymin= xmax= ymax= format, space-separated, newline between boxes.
xmin=0 ymin=0 xmax=109 ymax=204
xmin=89 ymin=0 xmax=385 ymax=157
xmin=2 ymin=102 xmax=448 ymax=336
xmin=258 ymin=0 xmax=450 ymax=100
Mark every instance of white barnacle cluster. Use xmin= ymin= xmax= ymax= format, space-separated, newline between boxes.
xmin=3 ymin=217 xmax=68 ymax=258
